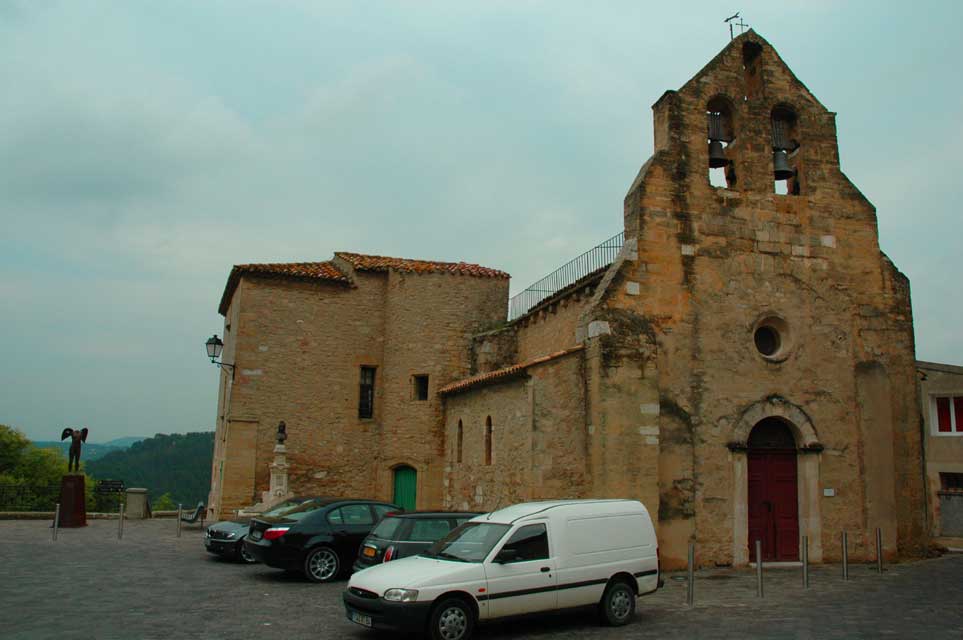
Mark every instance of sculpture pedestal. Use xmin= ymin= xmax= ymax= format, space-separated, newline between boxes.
xmin=239 ymin=443 xmax=293 ymax=516
xmin=59 ymin=474 xmax=87 ymax=527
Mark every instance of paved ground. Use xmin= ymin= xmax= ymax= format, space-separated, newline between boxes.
xmin=1 ymin=519 xmax=960 ymax=639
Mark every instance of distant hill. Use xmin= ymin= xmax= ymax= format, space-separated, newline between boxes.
xmin=86 ymin=432 xmax=214 ymax=506
xmin=33 ymin=441 xmax=125 ymax=461
xmin=101 ymin=436 xmax=146 ymax=448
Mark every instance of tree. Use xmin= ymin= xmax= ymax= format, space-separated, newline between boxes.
xmin=0 ymin=424 xmax=96 ymax=510
xmin=153 ymin=492 xmax=177 ymax=510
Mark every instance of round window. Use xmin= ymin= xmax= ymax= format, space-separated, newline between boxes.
xmin=754 ymin=326 xmax=780 ymax=356
xmin=752 ymin=315 xmax=791 ymax=361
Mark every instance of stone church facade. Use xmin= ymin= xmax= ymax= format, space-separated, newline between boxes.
xmin=208 ymin=33 xmax=926 ymax=568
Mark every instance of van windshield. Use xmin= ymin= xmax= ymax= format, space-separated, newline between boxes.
xmin=422 ymin=522 xmax=510 ymax=563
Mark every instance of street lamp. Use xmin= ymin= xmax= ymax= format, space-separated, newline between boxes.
xmin=205 ymin=334 xmax=236 ymax=379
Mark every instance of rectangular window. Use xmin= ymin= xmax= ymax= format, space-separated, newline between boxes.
xmin=934 ymin=396 xmax=963 ymax=434
xmin=359 ymin=366 xmax=376 ymax=419
xmin=941 ymin=473 xmax=963 ymax=492
xmin=413 ymin=375 xmax=429 ymax=401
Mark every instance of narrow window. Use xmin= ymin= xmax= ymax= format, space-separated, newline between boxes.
xmin=412 ymin=374 xmax=429 ymax=401
xmin=456 ymin=420 xmax=463 ymax=463
xmin=359 ymin=366 xmax=376 ymax=419
xmin=484 ymin=416 xmax=493 ymax=465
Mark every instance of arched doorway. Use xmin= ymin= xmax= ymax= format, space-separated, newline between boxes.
xmin=747 ymin=418 xmax=799 ymax=561
xmin=392 ymin=465 xmax=417 ymax=511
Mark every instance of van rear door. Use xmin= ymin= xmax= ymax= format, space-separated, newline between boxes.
xmin=484 ymin=523 xmax=557 ymax=618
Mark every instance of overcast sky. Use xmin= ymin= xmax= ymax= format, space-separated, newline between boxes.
xmin=2 ymin=1 xmax=961 ymax=442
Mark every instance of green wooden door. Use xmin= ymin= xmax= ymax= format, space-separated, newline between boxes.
xmin=392 ymin=466 xmax=417 ymax=511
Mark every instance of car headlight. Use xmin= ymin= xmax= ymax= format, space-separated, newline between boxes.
xmin=383 ymin=588 xmax=419 ymax=603
xmin=225 ymin=532 xmax=236 ymax=539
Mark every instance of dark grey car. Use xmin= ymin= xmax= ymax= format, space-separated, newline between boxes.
xmin=352 ymin=511 xmax=479 ymax=572
xmin=204 ymin=497 xmax=312 ymax=563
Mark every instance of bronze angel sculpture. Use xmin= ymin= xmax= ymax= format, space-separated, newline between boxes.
xmin=60 ymin=427 xmax=89 ymax=472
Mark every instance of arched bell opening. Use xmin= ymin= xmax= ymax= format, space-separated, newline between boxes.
xmin=707 ymin=95 xmax=737 ymax=189
xmin=771 ymin=104 xmax=801 ymax=195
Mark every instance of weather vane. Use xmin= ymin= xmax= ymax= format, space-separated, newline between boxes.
xmin=725 ymin=12 xmax=749 ymax=40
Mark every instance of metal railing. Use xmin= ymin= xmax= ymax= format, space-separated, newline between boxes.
xmin=0 ymin=483 xmax=124 ymax=512
xmin=508 ymin=231 xmax=624 ymax=321
xmin=0 ymin=484 xmax=60 ymax=511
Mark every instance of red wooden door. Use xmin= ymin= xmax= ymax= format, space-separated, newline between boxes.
xmin=747 ymin=451 xmax=799 ymax=561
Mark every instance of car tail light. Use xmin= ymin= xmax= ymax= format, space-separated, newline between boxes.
xmin=263 ymin=527 xmax=290 ymax=541
xmin=383 ymin=546 xmax=395 ymax=562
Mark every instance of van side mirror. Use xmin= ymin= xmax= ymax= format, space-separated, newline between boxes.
xmin=494 ymin=548 xmax=519 ymax=564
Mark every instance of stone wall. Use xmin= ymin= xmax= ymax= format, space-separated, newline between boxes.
xmin=585 ymin=32 xmax=925 ymax=566
xmin=443 ymin=352 xmax=588 ymax=510
xmin=210 ymin=267 xmax=508 ymax=518
xmin=918 ymin=361 xmax=963 ymax=538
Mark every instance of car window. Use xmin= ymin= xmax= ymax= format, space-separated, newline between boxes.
xmin=261 ymin=498 xmax=306 ymax=518
xmin=498 ymin=524 xmax=549 ymax=562
xmin=423 ymin=522 xmax=510 ymax=563
xmin=370 ymin=516 xmax=403 ymax=539
xmin=328 ymin=504 xmax=374 ymax=526
xmin=372 ymin=504 xmax=395 ymax=522
xmin=409 ymin=518 xmax=452 ymax=542
xmin=272 ymin=498 xmax=325 ymax=521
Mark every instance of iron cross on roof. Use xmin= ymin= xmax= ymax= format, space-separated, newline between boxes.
xmin=725 ymin=12 xmax=749 ymax=40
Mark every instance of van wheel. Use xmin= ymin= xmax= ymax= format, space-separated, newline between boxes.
xmin=429 ymin=597 xmax=475 ymax=640
xmin=599 ymin=580 xmax=635 ymax=626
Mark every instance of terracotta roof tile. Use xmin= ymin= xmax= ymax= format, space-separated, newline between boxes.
xmin=335 ymin=252 xmax=509 ymax=279
xmin=218 ymin=261 xmax=349 ymax=315
xmin=438 ymin=345 xmax=584 ymax=396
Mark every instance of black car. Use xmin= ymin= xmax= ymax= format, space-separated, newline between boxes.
xmin=204 ymin=497 xmax=312 ymax=563
xmin=245 ymin=498 xmax=400 ymax=582
xmin=353 ymin=511 xmax=479 ymax=572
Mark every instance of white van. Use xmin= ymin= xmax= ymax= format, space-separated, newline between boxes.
xmin=343 ymin=499 xmax=661 ymax=640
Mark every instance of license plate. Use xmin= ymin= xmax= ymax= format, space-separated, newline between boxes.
xmin=349 ymin=610 xmax=372 ymax=628
xmin=363 ymin=546 xmax=376 ymax=557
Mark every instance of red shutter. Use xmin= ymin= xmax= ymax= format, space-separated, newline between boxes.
xmin=937 ymin=397 xmax=952 ymax=432
xmin=955 ymin=397 xmax=963 ymax=432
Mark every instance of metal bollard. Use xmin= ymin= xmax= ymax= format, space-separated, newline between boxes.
xmin=117 ymin=502 xmax=125 ymax=539
xmin=801 ymin=535 xmax=809 ymax=588
xmin=686 ymin=541 xmax=695 ymax=606
xmin=842 ymin=531 xmax=849 ymax=581
xmin=876 ymin=527 xmax=883 ymax=574
xmin=176 ymin=504 xmax=182 ymax=538
xmin=52 ymin=503 xmax=60 ymax=541
xmin=755 ymin=539 xmax=764 ymax=598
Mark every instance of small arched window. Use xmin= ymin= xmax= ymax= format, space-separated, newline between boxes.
xmin=707 ymin=96 xmax=735 ymax=188
xmin=484 ymin=416 xmax=493 ymax=466
xmin=456 ymin=419 xmax=463 ymax=463
xmin=771 ymin=105 xmax=800 ymax=195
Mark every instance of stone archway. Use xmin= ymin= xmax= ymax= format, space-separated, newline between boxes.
xmin=730 ymin=397 xmax=823 ymax=565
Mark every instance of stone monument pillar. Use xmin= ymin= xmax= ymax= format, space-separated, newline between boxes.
xmin=261 ymin=442 xmax=292 ymax=506
xmin=58 ymin=475 xmax=87 ymax=527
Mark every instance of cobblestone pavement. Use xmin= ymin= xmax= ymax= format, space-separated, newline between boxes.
xmin=1 ymin=519 xmax=960 ymax=639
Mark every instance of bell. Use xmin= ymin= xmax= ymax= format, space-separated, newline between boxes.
xmin=708 ymin=140 xmax=728 ymax=168
xmin=773 ymin=149 xmax=793 ymax=180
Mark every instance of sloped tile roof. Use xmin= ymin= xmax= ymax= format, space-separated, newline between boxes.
xmin=218 ymin=261 xmax=349 ymax=315
xmin=335 ymin=252 xmax=509 ymax=279
xmin=438 ymin=345 xmax=585 ymax=396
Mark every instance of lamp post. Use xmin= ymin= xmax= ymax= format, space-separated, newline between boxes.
xmin=205 ymin=334 xmax=236 ymax=380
